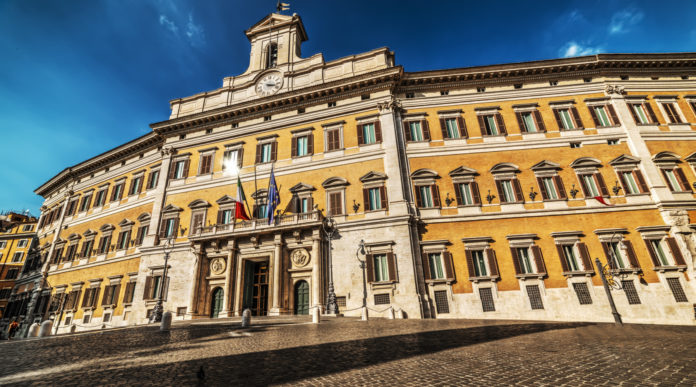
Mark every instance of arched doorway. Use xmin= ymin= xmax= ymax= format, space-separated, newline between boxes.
xmin=210 ymin=287 xmax=223 ymax=318
xmin=294 ymin=280 xmax=309 ymax=315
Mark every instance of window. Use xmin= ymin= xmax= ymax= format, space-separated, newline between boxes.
xmin=439 ymin=115 xmax=467 ymax=139
xmin=589 ymin=104 xmax=620 ymax=127
xmin=161 ymin=218 xmax=178 ymax=239
xmin=374 ymin=293 xmax=390 ymax=305
xmin=433 ymin=290 xmax=449 ymax=313
xmin=600 ymin=239 xmax=641 ymax=271
xmin=22 ymin=225 xmax=33 ymax=232
xmin=617 ymin=170 xmax=645 ymax=195
xmin=297 ymin=108 xmax=305 ymax=114
xmin=5 ymin=269 xmax=18 ymax=280
xmin=123 ymin=281 xmax=136 ymax=304
xmin=198 ymin=154 xmax=213 ymax=175
xmin=266 ymin=43 xmax=277 ymax=68
xmin=373 ymin=254 xmax=389 ymax=282
xmin=428 ymin=253 xmax=445 ymax=280
xmin=0 ymin=289 xmax=11 ymax=299
xmin=0 ymin=241 xmax=5 ymax=249
xmin=116 ymin=230 xmax=131 ymax=250
xmin=405 ymin=92 xmax=414 ymax=99
xmin=65 ymin=244 xmax=77 ymax=260
xmin=526 ymin=285 xmax=544 ymax=310
xmin=661 ymin=102 xmax=682 ymax=124
xmin=217 ymin=208 xmax=233 ymax=225
xmin=291 ymin=134 xmax=314 ymax=158
xmin=577 ymin=172 xmax=609 ymax=198
xmin=495 ymin=178 xmax=523 ymax=203
xmin=517 ymin=248 xmax=534 ymax=274
xmin=170 ymin=159 xmax=190 ymax=180
xmin=97 ymin=235 xmax=112 ymax=254
xmin=66 ymin=199 xmax=78 ymax=216
xmin=255 ymin=141 xmax=277 ymax=164
xmin=143 ymin=275 xmax=169 ymax=300
xmin=515 ymin=110 xmax=546 ymax=133
xmin=572 ymin=282 xmax=593 ymax=305
xmin=364 ymin=187 xmax=387 ymax=211
xmin=629 ymin=102 xmax=658 ymax=125
xmin=222 ymin=148 xmax=243 ymax=172
xmin=128 ymin=175 xmax=143 ymax=195
xmin=403 ymin=119 xmax=430 ymax=142
xmin=205 ymin=128 xmax=213 ymax=134
xmin=17 ymin=239 xmax=27 ymax=248
xmin=454 ymin=182 xmax=481 ymax=206
xmin=176 ymin=307 xmax=188 ymax=316
xmin=471 ymin=250 xmax=487 ymax=277
xmin=81 ymin=287 xmax=100 ymax=309
xmin=478 ymin=113 xmax=507 ymax=136
xmin=135 ymin=225 xmax=148 ymax=246
xmin=101 ymin=284 xmax=120 ymax=306
xmin=479 ymin=287 xmax=495 ymax=312
xmin=666 ymin=277 xmax=688 ymax=303
xmin=328 ymin=101 xmax=336 ymax=108
xmin=146 ymin=169 xmax=160 ymax=190
xmin=361 ymin=94 xmax=370 ymax=100
xmin=549 ymin=80 xmax=558 ymax=86
xmin=476 ymin=87 xmax=485 ymax=93
xmin=538 ymin=176 xmax=564 ymax=200
xmin=110 ymin=182 xmax=124 ymax=202
xmin=94 ymin=188 xmax=107 ymax=207
xmin=440 ymin=90 xmax=449 ymax=96
xmin=556 ymin=242 xmax=592 ymax=273
xmin=327 ymin=190 xmax=343 ymax=215
xmin=570 ymin=142 xmax=581 ymax=149
xmin=643 ymin=236 xmax=687 ymax=268
xmin=81 ymin=239 xmax=94 ymax=258
xmin=415 ymin=185 xmax=440 ymax=208
xmin=357 ymin=122 xmax=382 ymax=145
xmin=12 ymin=252 xmax=23 ymax=262
xmin=179 ymin=134 xmax=186 ymax=140
xmin=79 ymin=193 xmax=92 ymax=212
xmin=622 ymin=280 xmax=641 ymax=305
xmin=552 ymin=107 xmax=583 ymax=130
xmin=660 ymin=167 xmax=690 ymax=192
xmin=325 ymin=127 xmax=342 ymax=151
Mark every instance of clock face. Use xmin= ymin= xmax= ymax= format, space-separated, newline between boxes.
xmin=256 ymin=73 xmax=283 ymax=96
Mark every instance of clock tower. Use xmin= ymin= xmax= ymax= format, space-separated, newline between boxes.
xmin=243 ymin=13 xmax=308 ymax=76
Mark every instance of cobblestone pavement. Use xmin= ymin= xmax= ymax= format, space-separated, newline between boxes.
xmin=0 ymin=316 xmax=694 ymax=386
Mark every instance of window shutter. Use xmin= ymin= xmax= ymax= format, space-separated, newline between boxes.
xmin=291 ymin=137 xmax=297 ymax=157
xmin=365 ymin=254 xmax=375 ymax=283
xmin=356 ymin=124 xmax=364 ymax=145
xmin=600 ymin=242 xmax=613 ymax=267
xmin=628 ymin=103 xmax=640 ymax=124
xmin=255 ymin=144 xmax=262 ymax=164
xmin=674 ymin=168 xmax=690 ymax=191
xmin=512 ymin=178 xmax=524 ymax=202
xmin=110 ymin=186 xmax=117 ymax=201
xmin=577 ymin=242 xmax=593 ymax=271
xmin=163 ymin=276 xmax=170 ymax=301
xmin=485 ymin=248 xmax=499 ymax=277
xmin=644 ymin=103 xmax=658 ymax=124
xmin=454 ymin=183 xmax=463 ymax=205
xmin=362 ymin=188 xmax=369 ymax=211
xmin=664 ymin=103 xmax=679 ymax=123
xmin=147 ymin=172 xmax=154 ymax=189
xmin=432 ymin=185 xmax=441 ymax=207
xmin=374 ymin=121 xmax=382 ymax=142
xmin=421 ymin=253 xmax=431 ymax=280
xmin=443 ymin=252 xmax=454 ymax=280
xmin=477 ymin=115 xmax=486 ymax=136
xmin=607 ymin=104 xmax=620 ymax=126
xmin=588 ymin=106 xmax=600 ymax=127
xmin=570 ymin=107 xmax=583 ymax=129
xmin=617 ymin=172 xmax=629 ymax=194
xmin=457 ymin=116 xmax=467 ymax=138
xmin=402 ymin=120 xmax=412 ymax=141
xmin=533 ymin=110 xmax=546 ymax=132
xmin=536 ymin=177 xmax=549 ymax=200
xmin=112 ymin=284 xmax=121 ymax=306
xmin=414 ymin=185 xmax=423 ymax=208
xmin=216 ymin=210 xmax=223 ymax=225
xmin=552 ymin=109 xmax=564 ymax=130
xmin=271 ymin=142 xmax=278 ymax=162
xmin=595 ymin=173 xmax=609 ymax=197
xmin=101 ymin=286 xmax=111 ymax=306
xmin=471 ymin=182 xmax=481 ymax=205
xmin=643 ymin=239 xmax=662 ymax=267
xmin=252 ymin=204 xmax=258 ymax=219
xmin=387 ymin=252 xmax=396 ymax=281
xmin=307 ymin=133 xmax=314 ymax=155
xmin=556 ymin=245 xmax=570 ymax=272
xmin=516 ymin=112 xmax=526 ymax=132
xmin=439 ymin=118 xmax=448 ymax=139
xmin=577 ymin=174 xmax=590 ymax=196
xmin=182 ymin=159 xmax=190 ymax=178
xmin=172 ymin=218 xmax=180 ymax=238
xmin=495 ymin=113 xmax=507 ymax=135
xmin=634 ymin=170 xmax=649 ymax=193
xmin=421 ymin=119 xmax=431 ymax=141
xmin=531 ymin=245 xmax=547 ymax=275
xmin=128 ymin=180 xmax=135 ymax=195
xmin=158 ymin=218 xmax=167 ymax=238
xmin=622 ymin=240 xmax=640 ymax=269
xmin=81 ymin=289 xmax=90 ymax=307
xmin=554 ymin=175 xmax=567 ymax=199
xmin=510 ymin=247 xmax=522 ymax=275
xmin=143 ymin=277 xmax=153 ymax=300
xmin=495 ymin=180 xmax=505 ymax=202
xmin=665 ymin=237 xmax=686 ymax=266
xmin=379 ymin=186 xmax=388 ymax=210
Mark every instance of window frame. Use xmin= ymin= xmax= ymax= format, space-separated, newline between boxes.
xmin=255 ymin=137 xmax=278 ymax=165
xmin=437 ymin=110 xmax=468 ymax=140
xmin=513 ymin=105 xmax=546 ymax=134
xmin=462 ymin=237 xmax=498 ymax=282
xmin=323 ymin=123 xmax=344 ymax=152
xmin=355 ymin=116 xmax=383 ymax=146
xmin=476 ymin=110 xmax=507 ymax=136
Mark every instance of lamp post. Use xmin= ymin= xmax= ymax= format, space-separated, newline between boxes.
xmin=355 ymin=239 xmax=367 ymax=309
xmin=322 ymin=216 xmax=338 ymax=315
xmin=595 ymin=231 xmax=624 ymax=325
xmin=151 ymin=237 xmax=174 ymax=323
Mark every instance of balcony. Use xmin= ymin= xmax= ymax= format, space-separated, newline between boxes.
xmin=190 ymin=210 xmax=324 ymax=241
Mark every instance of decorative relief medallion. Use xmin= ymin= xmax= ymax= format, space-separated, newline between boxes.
xmin=604 ymin=84 xmax=626 ymax=96
xmin=291 ymin=248 xmax=310 ymax=267
xmin=210 ymin=257 xmax=226 ymax=275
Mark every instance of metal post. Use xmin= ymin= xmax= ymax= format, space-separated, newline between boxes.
xmin=323 ymin=217 xmax=338 ymax=315
xmin=595 ymin=258 xmax=622 ymax=325
xmin=356 ymin=239 xmax=367 ymax=309
xmin=152 ymin=238 xmax=173 ymax=323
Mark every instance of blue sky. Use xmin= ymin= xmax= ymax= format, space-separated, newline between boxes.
xmin=1 ymin=0 xmax=695 ymax=215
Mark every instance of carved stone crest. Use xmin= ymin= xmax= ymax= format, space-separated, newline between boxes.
xmin=377 ymin=96 xmax=403 ymax=113
xmin=291 ymin=248 xmax=310 ymax=267
xmin=604 ymin=85 xmax=626 ymax=96
xmin=210 ymin=257 xmax=226 ymax=275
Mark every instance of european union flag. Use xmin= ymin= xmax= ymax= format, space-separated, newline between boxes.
xmin=266 ymin=166 xmax=281 ymax=224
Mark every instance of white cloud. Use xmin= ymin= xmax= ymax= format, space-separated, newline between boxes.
xmin=185 ymin=13 xmax=205 ymax=47
xmin=159 ymin=15 xmax=178 ymax=34
xmin=609 ymin=8 xmax=644 ymax=34
xmin=560 ymin=41 xmax=602 ymax=58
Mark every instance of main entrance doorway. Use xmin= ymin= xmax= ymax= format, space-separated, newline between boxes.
xmin=210 ymin=287 xmax=223 ymax=318
xmin=242 ymin=260 xmax=269 ymax=316
xmin=294 ymin=280 xmax=309 ymax=315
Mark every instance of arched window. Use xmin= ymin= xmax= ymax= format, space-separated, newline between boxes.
xmin=266 ymin=43 xmax=278 ymax=68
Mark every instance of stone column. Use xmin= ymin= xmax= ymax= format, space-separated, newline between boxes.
xmin=186 ymin=247 xmax=204 ymax=318
xmin=311 ymin=235 xmax=322 ymax=311
xmin=144 ymin=146 xmax=175 ymax=247
xmin=377 ymin=98 xmax=411 ymax=216
xmin=269 ymin=234 xmax=283 ymax=315
xmin=220 ymin=240 xmax=237 ymax=317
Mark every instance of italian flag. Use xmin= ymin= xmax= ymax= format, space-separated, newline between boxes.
xmin=235 ymin=176 xmax=251 ymax=220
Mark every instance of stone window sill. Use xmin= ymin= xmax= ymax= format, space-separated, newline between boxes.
xmin=515 ymin=273 xmax=546 ymax=280
xmin=468 ymin=276 xmax=498 ymax=283
xmin=562 ymin=270 xmax=594 ymax=277
xmin=653 ymin=265 xmax=687 ymax=273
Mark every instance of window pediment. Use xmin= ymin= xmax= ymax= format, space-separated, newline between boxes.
xmin=322 ymin=177 xmax=349 ymax=189
xmin=188 ymin=199 xmax=211 ymax=209
xmin=162 ymin=204 xmax=183 ymax=213
xmin=216 ymin=195 xmax=237 ymax=205
xmin=137 ymin=213 xmax=151 ymax=223
xmin=652 ymin=151 xmax=681 ymax=163
xmin=289 ymin=182 xmax=316 ymax=193
xmin=118 ymin=219 xmax=134 ymax=227
xmin=684 ymin=152 xmax=696 ymax=163
xmin=490 ymin=163 xmax=519 ymax=174
xmin=449 ymin=166 xmax=478 ymax=177
xmin=67 ymin=233 xmax=82 ymax=241
xmin=410 ymin=169 xmax=440 ymax=179
xmin=531 ymin=160 xmax=561 ymax=171
xmin=252 ymin=189 xmax=268 ymax=200
xmin=83 ymin=229 xmax=97 ymax=237
xmin=570 ymin=157 xmax=602 ymax=168
xmin=609 ymin=154 xmax=641 ymax=166
xmin=359 ymin=171 xmax=388 ymax=183
xmin=100 ymin=224 xmax=114 ymax=232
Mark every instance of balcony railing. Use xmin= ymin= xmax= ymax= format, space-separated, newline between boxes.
xmin=192 ymin=210 xmax=323 ymax=238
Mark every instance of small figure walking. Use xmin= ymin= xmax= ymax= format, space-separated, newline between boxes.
xmin=8 ymin=320 xmax=19 ymax=340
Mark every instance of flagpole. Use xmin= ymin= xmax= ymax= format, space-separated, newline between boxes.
xmin=253 ymin=164 xmax=258 ymax=219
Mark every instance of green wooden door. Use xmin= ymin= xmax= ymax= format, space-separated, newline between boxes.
xmin=211 ymin=287 xmax=223 ymax=318
xmin=294 ymin=280 xmax=309 ymax=315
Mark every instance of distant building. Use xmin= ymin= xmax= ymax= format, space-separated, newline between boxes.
xmin=30 ymin=12 xmax=696 ymax=334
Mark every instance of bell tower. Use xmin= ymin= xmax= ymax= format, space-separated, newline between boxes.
xmin=243 ymin=13 xmax=308 ymax=75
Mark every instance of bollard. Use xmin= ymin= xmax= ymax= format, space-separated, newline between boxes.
xmin=28 ymin=323 xmax=40 ymax=338
xmin=160 ymin=311 xmax=172 ymax=332
xmin=38 ymin=320 xmax=53 ymax=337
xmin=395 ymin=309 xmax=404 ymax=319
xmin=312 ymin=307 xmax=320 ymax=324
xmin=361 ymin=306 xmax=369 ymax=321
xmin=241 ymin=308 xmax=251 ymax=328
xmin=387 ymin=307 xmax=395 ymax=320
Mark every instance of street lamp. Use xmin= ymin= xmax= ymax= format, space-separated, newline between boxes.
xmin=594 ymin=232 xmax=625 ymax=325
xmin=355 ymin=239 xmax=367 ymax=309
xmin=151 ymin=236 xmax=174 ymax=323
xmin=322 ymin=216 xmax=338 ymax=315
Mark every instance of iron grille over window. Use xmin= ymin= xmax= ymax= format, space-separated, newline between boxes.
xmin=526 ymin=285 xmax=544 ymax=310
xmin=622 ymin=280 xmax=641 ymax=305
xmin=479 ymin=287 xmax=495 ymax=312
xmin=666 ymin=278 xmax=688 ymax=303
xmin=336 ymin=296 xmax=347 ymax=307
xmin=434 ymin=290 xmax=449 ymax=314
xmin=572 ymin=282 xmax=593 ymax=305
xmin=374 ymin=293 xmax=390 ymax=305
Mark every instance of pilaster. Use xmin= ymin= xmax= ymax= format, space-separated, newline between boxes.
xmin=269 ymin=234 xmax=284 ymax=315
xmin=219 ymin=241 xmax=237 ymax=317
xmin=378 ymin=98 xmax=412 ymax=216
xmin=144 ymin=146 xmax=175 ymax=247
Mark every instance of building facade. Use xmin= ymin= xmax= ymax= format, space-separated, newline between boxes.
xmin=28 ymin=13 xmax=696 ymax=333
